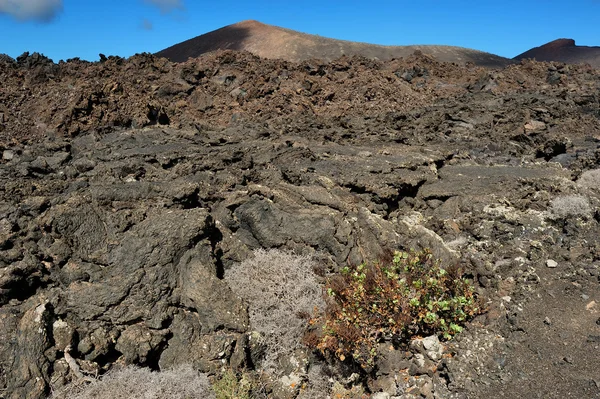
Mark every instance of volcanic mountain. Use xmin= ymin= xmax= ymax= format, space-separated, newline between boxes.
xmin=514 ymin=38 xmax=600 ymax=67
xmin=155 ymin=20 xmax=513 ymax=68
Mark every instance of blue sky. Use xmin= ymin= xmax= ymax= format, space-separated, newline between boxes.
xmin=0 ymin=0 xmax=599 ymax=62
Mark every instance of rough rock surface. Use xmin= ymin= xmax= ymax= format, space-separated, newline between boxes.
xmin=0 ymin=51 xmax=599 ymax=398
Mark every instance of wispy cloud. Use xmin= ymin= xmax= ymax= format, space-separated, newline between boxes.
xmin=141 ymin=18 xmax=153 ymax=31
xmin=144 ymin=0 xmax=184 ymax=13
xmin=0 ymin=0 xmax=63 ymax=22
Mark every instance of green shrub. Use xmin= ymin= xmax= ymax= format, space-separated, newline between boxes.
xmin=308 ymin=249 xmax=481 ymax=368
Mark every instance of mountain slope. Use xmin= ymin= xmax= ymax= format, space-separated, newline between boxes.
xmin=514 ymin=39 xmax=600 ymax=67
xmin=155 ymin=20 xmax=513 ymax=68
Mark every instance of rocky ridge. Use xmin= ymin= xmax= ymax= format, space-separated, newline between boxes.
xmin=0 ymin=51 xmax=599 ymax=398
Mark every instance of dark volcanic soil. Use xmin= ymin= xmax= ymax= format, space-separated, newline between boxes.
xmin=0 ymin=51 xmax=599 ymax=399
xmin=515 ymin=38 xmax=600 ymax=69
xmin=155 ymin=20 xmax=513 ymax=68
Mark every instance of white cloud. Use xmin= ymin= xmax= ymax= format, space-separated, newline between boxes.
xmin=0 ymin=0 xmax=63 ymax=22
xmin=144 ymin=0 xmax=184 ymax=13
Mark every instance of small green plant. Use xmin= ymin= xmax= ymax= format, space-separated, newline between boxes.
xmin=309 ymin=249 xmax=481 ymax=368
xmin=329 ymin=382 xmax=369 ymax=399
xmin=212 ymin=369 xmax=252 ymax=399
xmin=212 ymin=368 xmax=268 ymax=399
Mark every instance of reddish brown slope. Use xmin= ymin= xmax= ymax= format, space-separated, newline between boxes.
xmin=155 ymin=20 xmax=513 ymax=68
xmin=514 ymin=38 xmax=600 ymax=67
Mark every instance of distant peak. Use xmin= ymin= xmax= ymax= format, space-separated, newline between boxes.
xmin=156 ymin=20 xmax=513 ymax=67
xmin=233 ymin=20 xmax=266 ymax=28
xmin=540 ymin=39 xmax=576 ymax=49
